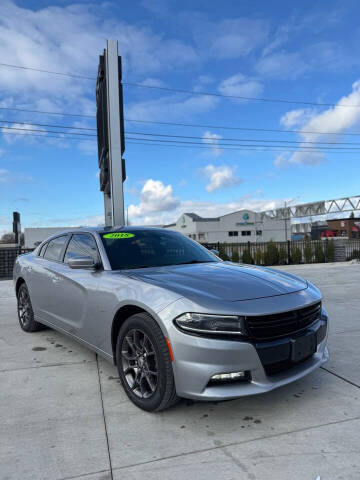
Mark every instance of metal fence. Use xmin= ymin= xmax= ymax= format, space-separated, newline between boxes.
xmin=1 ymin=240 xmax=359 ymax=278
xmin=202 ymin=239 xmax=360 ymax=265
xmin=0 ymin=247 xmax=34 ymax=279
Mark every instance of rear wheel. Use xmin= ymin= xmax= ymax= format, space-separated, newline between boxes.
xmin=17 ymin=283 xmax=45 ymax=332
xmin=116 ymin=312 xmax=178 ymax=412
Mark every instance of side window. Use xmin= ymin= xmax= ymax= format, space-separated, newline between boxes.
xmin=43 ymin=236 xmax=69 ymax=262
xmin=64 ymin=234 xmax=99 ymax=264
xmin=38 ymin=242 xmax=48 ymax=257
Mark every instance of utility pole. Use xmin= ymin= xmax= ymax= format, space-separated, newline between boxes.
xmin=284 ymin=201 xmax=288 ymax=241
xmin=96 ymin=39 xmax=126 ymax=227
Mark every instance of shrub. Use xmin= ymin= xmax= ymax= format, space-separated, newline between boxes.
xmin=304 ymin=241 xmax=313 ymax=263
xmin=279 ymin=246 xmax=288 ymax=265
xmin=264 ymin=241 xmax=279 ymax=265
xmin=218 ymin=243 xmax=230 ymax=261
xmin=314 ymin=242 xmax=325 ymax=263
xmin=255 ymin=248 xmax=264 ymax=265
xmin=325 ymin=239 xmax=335 ymax=262
xmin=242 ymin=249 xmax=253 ymax=264
xmin=291 ymin=246 xmax=302 ymax=264
xmin=351 ymin=249 xmax=360 ymax=260
xmin=231 ymin=249 xmax=240 ymax=263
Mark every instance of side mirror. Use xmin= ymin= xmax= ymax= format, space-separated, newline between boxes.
xmin=210 ymin=249 xmax=219 ymax=256
xmin=68 ymin=256 xmax=96 ymax=269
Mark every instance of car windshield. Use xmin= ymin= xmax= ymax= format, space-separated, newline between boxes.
xmin=100 ymin=229 xmax=219 ymax=270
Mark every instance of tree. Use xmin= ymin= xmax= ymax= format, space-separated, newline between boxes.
xmin=291 ymin=246 xmax=302 ymax=264
xmin=231 ymin=249 xmax=240 ymax=263
xmin=218 ymin=243 xmax=230 ymax=261
xmin=0 ymin=232 xmax=15 ymax=244
xmin=264 ymin=241 xmax=279 ymax=265
xmin=350 ymin=211 xmax=355 ymax=219
xmin=279 ymin=246 xmax=287 ymax=265
xmin=304 ymin=240 xmax=313 ymax=264
xmin=314 ymin=241 xmax=325 ymax=263
xmin=255 ymin=248 xmax=264 ymax=265
xmin=242 ymin=249 xmax=253 ymax=264
xmin=325 ymin=239 xmax=335 ymax=262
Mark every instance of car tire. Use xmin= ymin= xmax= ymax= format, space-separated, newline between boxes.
xmin=116 ymin=312 xmax=179 ymax=412
xmin=17 ymin=283 xmax=46 ymax=332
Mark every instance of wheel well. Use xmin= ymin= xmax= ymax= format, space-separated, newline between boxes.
xmin=15 ymin=277 xmax=25 ymax=296
xmin=111 ymin=305 xmax=147 ymax=364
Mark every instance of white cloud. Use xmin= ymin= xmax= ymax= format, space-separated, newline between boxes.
xmin=0 ymin=1 xmax=198 ymax=150
xmin=187 ymin=17 xmax=269 ymax=59
xmin=201 ymin=165 xmax=242 ymax=192
xmin=127 ymin=93 xmax=219 ymax=122
xmin=0 ymin=168 xmax=34 ymax=183
xmin=129 ymin=191 xmax=286 ymax=226
xmin=128 ymin=179 xmax=180 ymax=220
xmin=274 ymin=151 xmax=325 ymax=167
xmin=280 ymin=109 xmax=314 ymax=128
xmin=202 ymin=131 xmax=222 ymax=156
xmin=276 ymin=79 xmax=360 ymax=167
xmin=138 ymin=77 xmax=166 ymax=88
xmin=218 ymin=73 xmax=263 ymax=99
xmin=255 ymin=51 xmax=307 ymax=79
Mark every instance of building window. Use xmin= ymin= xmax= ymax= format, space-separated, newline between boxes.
xmin=241 ymin=231 xmax=251 ymax=236
xmin=256 ymin=230 xmax=262 ymax=236
xmin=198 ymin=233 xmax=205 ymax=241
xmin=228 ymin=231 xmax=238 ymax=237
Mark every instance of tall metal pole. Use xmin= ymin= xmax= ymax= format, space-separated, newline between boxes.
xmin=284 ymin=201 xmax=288 ymax=241
xmin=106 ymin=39 xmax=125 ymax=226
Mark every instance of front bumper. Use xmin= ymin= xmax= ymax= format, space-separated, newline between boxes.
xmin=167 ymin=319 xmax=329 ymax=401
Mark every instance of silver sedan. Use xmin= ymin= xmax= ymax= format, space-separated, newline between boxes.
xmin=13 ymin=227 xmax=329 ymax=411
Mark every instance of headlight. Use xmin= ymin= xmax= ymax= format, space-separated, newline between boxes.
xmin=174 ymin=313 xmax=246 ymax=335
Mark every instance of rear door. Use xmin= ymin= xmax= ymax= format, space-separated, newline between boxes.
xmin=28 ymin=234 xmax=70 ymax=323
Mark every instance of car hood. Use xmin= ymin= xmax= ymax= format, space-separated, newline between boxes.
xmin=126 ymin=262 xmax=308 ymax=302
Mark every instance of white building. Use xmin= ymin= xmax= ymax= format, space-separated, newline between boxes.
xmin=163 ymin=210 xmax=290 ymax=243
xmin=24 ymin=227 xmax=79 ymax=248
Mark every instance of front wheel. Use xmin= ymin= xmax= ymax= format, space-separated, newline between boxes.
xmin=116 ymin=312 xmax=178 ymax=412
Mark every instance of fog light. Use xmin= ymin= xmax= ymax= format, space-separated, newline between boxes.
xmin=210 ymin=371 xmax=247 ymax=383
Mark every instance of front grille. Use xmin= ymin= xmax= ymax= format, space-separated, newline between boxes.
xmin=246 ymin=302 xmax=321 ymax=340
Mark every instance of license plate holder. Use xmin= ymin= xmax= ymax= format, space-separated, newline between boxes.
xmin=290 ymin=332 xmax=317 ymax=362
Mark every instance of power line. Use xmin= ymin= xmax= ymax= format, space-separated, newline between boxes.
xmin=1 ymin=105 xmax=360 ymax=138
xmin=3 ymin=125 xmax=360 ymax=149
xmin=0 ymin=130 xmax=95 ymax=141
xmin=1 ymin=61 xmax=359 ymax=109
xmin=0 ymin=119 xmax=96 ymax=131
xmin=2 ymin=129 xmax=360 ymax=154
xmin=125 ymin=136 xmax=360 ymax=151
xmin=123 ymin=82 xmax=360 ymax=109
xmin=125 ymin=130 xmax=360 ymax=146
xmin=3 ymin=119 xmax=360 ymax=145
xmin=0 ymin=62 xmax=95 ymax=80
xmin=0 ymin=106 xmax=94 ymax=118
xmin=121 ymin=139 xmax=360 ymax=154
xmin=125 ymin=118 xmax=360 ymax=137
xmin=1 ymin=125 xmax=96 ymax=137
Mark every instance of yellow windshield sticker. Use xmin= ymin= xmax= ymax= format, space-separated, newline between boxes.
xmin=103 ymin=233 xmax=135 ymax=239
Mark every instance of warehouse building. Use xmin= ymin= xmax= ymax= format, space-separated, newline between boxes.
xmin=163 ymin=210 xmax=290 ymax=243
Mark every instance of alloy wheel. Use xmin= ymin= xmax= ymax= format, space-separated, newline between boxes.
xmin=18 ymin=288 xmax=31 ymax=327
xmin=121 ymin=328 xmax=158 ymax=399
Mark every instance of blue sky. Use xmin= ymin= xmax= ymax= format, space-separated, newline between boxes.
xmin=1 ymin=0 xmax=360 ymax=235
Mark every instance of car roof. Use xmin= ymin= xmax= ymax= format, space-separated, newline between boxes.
xmin=41 ymin=226 xmax=171 ymax=243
